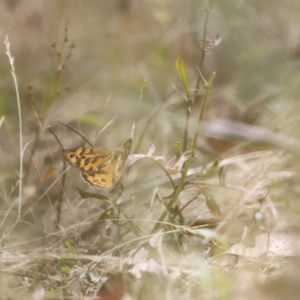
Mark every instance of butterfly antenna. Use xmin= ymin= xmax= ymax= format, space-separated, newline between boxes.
xmin=57 ymin=119 xmax=94 ymax=147
xmin=48 ymin=126 xmax=65 ymax=150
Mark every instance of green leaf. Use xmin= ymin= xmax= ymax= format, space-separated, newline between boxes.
xmin=65 ymin=240 xmax=77 ymax=255
xmin=45 ymin=286 xmax=56 ymax=297
xmin=175 ymin=56 xmax=190 ymax=100
xmin=61 ymin=265 xmax=70 ymax=275
xmin=78 ymin=187 xmax=110 ymax=201
xmin=202 ymin=189 xmax=222 ymax=217
xmin=207 ymin=160 xmax=219 ymax=174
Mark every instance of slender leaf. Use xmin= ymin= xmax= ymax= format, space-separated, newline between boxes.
xmin=175 ymin=56 xmax=190 ymax=100
xmin=78 ymin=187 xmax=110 ymax=201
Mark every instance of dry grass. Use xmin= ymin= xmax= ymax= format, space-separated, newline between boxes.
xmin=1 ymin=1 xmax=300 ymax=299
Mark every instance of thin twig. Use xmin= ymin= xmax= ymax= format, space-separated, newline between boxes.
xmin=4 ymin=36 xmax=23 ymax=218
xmin=58 ymin=120 xmax=94 ymax=147
xmin=48 ymin=126 xmax=65 ymax=149
xmin=24 ymin=85 xmax=44 ymax=185
xmin=183 ymin=98 xmax=192 ymax=152
xmin=192 ymin=71 xmax=216 ymax=151
xmin=94 ymin=115 xmax=116 ymax=142
xmin=56 ymin=161 xmax=67 ymax=229
xmin=148 ymin=158 xmax=176 ymax=190
xmin=192 ymin=8 xmax=211 ymax=103
xmin=23 ymin=128 xmax=40 ymax=185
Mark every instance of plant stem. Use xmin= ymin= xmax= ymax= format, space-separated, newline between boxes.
xmin=192 ymin=8 xmax=210 ymax=104
xmin=183 ymin=99 xmax=192 ymax=152
xmin=4 ymin=36 xmax=23 ymax=218
xmin=151 ymin=71 xmax=215 ymax=233
xmin=192 ymin=71 xmax=216 ymax=152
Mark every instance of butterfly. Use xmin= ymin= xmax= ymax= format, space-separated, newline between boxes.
xmin=49 ymin=127 xmax=132 ymax=189
xmin=63 ymin=139 xmax=132 ymax=189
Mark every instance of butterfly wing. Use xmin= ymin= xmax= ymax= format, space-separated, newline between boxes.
xmin=110 ymin=138 xmax=132 ymax=184
xmin=81 ymin=139 xmax=132 ymax=189
xmin=64 ymin=139 xmax=132 ymax=189
xmin=63 ymin=147 xmax=113 ymax=172
xmin=81 ymin=164 xmax=115 ymax=189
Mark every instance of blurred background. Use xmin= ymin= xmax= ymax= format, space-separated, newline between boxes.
xmin=1 ymin=0 xmax=300 ymax=144
xmin=1 ymin=0 xmax=300 ymax=299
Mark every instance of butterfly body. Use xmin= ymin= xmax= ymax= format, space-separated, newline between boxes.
xmin=63 ymin=139 xmax=132 ymax=189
